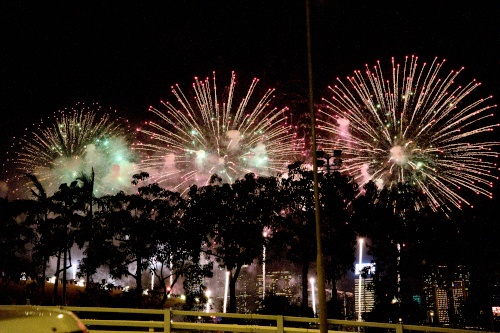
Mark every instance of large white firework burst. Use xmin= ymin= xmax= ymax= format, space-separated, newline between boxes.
xmin=9 ymin=103 xmax=137 ymax=197
xmin=135 ymin=71 xmax=301 ymax=192
xmin=317 ymin=56 xmax=499 ymax=210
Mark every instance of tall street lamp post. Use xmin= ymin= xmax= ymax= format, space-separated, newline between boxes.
xmin=262 ymin=228 xmax=270 ymax=300
xmin=316 ymin=149 xmax=343 ymax=173
xmin=358 ymin=238 xmax=364 ymax=322
xmin=305 ymin=0 xmax=327 ymax=331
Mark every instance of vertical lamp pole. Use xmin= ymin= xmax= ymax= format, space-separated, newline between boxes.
xmin=358 ymin=238 xmax=364 ymax=322
xmin=305 ymin=0 xmax=327 ymax=332
xmin=310 ymin=277 xmax=317 ymax=317
xmin=223 ymin=271 xmax=230 ymax=313
xmin=263 ymin=228 xmax=269 ymax=300
xmin=205 ymin=290 xmax=211 ymax=313
xmin=262 ymin=243 xmax=266 ymax=299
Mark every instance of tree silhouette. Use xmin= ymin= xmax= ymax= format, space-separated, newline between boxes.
xmin=352 ymin=181 xmax=429 ymax=324
xmin=271 ymin=162 xmax=318 ymax=315
xmin=271 ymin=162 xmax=359 ymax=316
xmin=0 ymin=197 xmax=36 ymax=301
xmin=24 ymin=173 xmax=53 ymax=298
xmin=148 ymin=183 xmax=212 ymax=308
xmin=50 ymin=180 xmax=85 ymax=305
xmin=102 ymin=184 xmax=163 ymax=303
xmin=320 ymin=170 xmax=358 ymax=294
xmin=187 ymin=173 xmax=275 ymax=313
xmin=72 ymin=169 xmax=96 ymax=290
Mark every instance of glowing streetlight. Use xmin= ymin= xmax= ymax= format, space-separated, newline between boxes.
xmin=223 ymin=271 xmax=230 ymax=313
xmin=169 ymin=254 xmax=173 ymax=288
xmin=397 ymin=243 xmax=401 ymax=303
xmin=310 ymin=277 xmax=317 ymax=317
xmin=262 ymin=227 xmax=270 ymax=300
xmin=262 ymin=244 xmax=266 ymax=299
xmin=205 ymin=290 xmax=211 ymax=313
xmin=150 ymin=257 xmax=157 ymax=290
xmin=358 ymin=238 xmax=364 ymax=322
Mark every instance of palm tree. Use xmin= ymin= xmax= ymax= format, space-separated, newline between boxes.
xmin=25 ymin=173 xmax=53 ymax=299
xmin=74 ymin=168 xmax=96 ymax=290
xmin=50 ymin=181 xmax=85 ymax=305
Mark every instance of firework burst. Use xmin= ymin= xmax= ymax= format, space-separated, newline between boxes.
xmin=318 ymin=56 xmax=499 ymax=210
xmin=8 ymin=103 xmax=138 ymax=197
xmin=135 ymin=71 xmax=301 ymax=192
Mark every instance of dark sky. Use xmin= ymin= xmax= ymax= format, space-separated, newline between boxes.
xmin=1 ymin=1 xmax=499 ymax=199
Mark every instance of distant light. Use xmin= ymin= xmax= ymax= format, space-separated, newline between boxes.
xmin=310 ymin=278 xmax=316 ymax=316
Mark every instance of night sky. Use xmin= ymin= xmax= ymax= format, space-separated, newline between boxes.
xmin=1 ymin=1 xmax=499 ymax=205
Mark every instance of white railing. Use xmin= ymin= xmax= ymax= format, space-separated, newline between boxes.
xmin=47 ymin=306 xmax=492 ymax=333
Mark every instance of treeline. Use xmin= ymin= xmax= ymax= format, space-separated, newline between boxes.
xmin=0 ymin=163 xmax=498 ymax=329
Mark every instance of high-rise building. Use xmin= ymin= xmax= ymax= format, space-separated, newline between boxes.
xmin=258 ymin=270 xmax=295 ymax=299
xmin=255 ymin=270 xmax=300 ymax=311
xmin=354 ymin=263 xmax=375 ymax=321
xmin=423 ymin=265 xmax=469 ymax=325
xmin=492 ymin=273 xmax=500 ymax=331
xmin=354 ymin=277 xmax=375 ymax=319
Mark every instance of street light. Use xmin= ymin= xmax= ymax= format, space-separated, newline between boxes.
xmin=150 ymin=257 xmax=157 ymax=290
xmin=205 ymin=290 xmax=211 ymax=313
xmin=223 ymin=271 xmax=230 ymax=313
xmin=310 ymin=277 xmax=317 ymax=317
xmin=358 ymin=238 xmax=363 ymax=322
xmin=262 ymin=227 xmax=271 ymax=300
xmin=316 ymin=149 xmax=343 ymax=173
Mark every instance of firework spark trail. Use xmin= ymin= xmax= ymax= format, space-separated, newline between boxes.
xmin=9 ymin=103 xmax=138 ymax=197
xmin=135 ymin=71 xmax=301 ymax=192
xmin=318 ymin=56 xmax=499 ymax=211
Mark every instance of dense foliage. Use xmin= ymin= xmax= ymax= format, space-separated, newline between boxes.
xmin=0 ymin=167 xmax=498 ymax=330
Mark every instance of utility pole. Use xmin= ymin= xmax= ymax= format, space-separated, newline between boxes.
xmin=305 ymin=1 xmax=327 ymax=332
